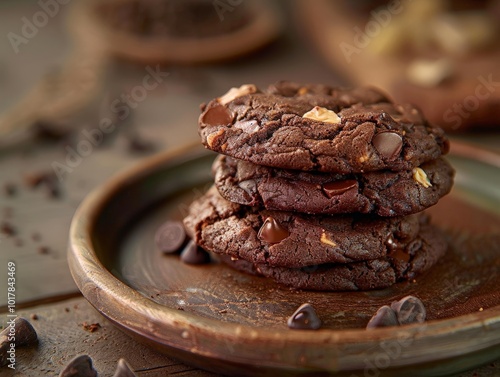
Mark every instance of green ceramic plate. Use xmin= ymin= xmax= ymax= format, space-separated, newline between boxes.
xmin=68 ymin=143 xmax=500 ymax=376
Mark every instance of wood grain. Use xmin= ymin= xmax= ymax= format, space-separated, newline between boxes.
xmin=0 ymin=297 xmax=215 ymax=377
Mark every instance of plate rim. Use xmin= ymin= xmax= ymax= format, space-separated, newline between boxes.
xmin=68 ymin=142 xmax=500 ymax=372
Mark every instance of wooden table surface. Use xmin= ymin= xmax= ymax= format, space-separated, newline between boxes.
xmin=1 ymin=1 xmax=499 ymax=376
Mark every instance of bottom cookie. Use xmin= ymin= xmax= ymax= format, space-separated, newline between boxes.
xmin=220 ymin=224 xmax=447 ymax=291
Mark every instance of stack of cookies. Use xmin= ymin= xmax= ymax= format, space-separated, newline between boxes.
xmin=184 ymin=81 xmax=454 ymax=291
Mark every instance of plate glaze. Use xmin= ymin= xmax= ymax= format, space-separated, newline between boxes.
xmin=68 ymin=143 xmax=500 ymax=376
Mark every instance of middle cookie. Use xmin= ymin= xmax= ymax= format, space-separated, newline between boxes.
xmin=213 ymin=155 xmax=454 ymax=216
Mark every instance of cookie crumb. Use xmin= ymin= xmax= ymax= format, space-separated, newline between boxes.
xmin=82 ymin=322 xmax=101 ymax=332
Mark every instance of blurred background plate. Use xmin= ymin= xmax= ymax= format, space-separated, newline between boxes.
xmin=68 ymin=142 xmax=500 ymax=377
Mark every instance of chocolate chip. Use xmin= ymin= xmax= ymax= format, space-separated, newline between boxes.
xmin=287 ymin=303 xmax=322 ymax=330
xmin=1 ymin=222 xmax=16 ymax=236
xmin=24 ymin=171 xmax=62 ymax=199
xmin=59 ymin=355 xmax=98 ymax=377
xmin=126 ymin=133 xmax=155 ymax=154
xmin=1 ymin=317 xmax=38 ymax=366
xmin=390 ymin=249 xmax=411 ymax=263
xmin=155 ymin=221 xmax=186 ymax=254
xmin=391 ymin=296 xmax=426 ymax=325
xmin=201 ymin=104 xmax=233 ymax=126
xmin=33 ymin=120 xmax=72 ymax=142
xmin=3 ymin=183 xmax=17 ymax=197
xmin=233 ymin=120 xmax=260 ymax=133
xmin=372 ymin=132 xmax=403 ymax=161
xmin=258 ymin=217 xmax=289 ymax=244
xmin=38 ymin=246 xmax=50 ymax=255
xmin=366 ymin=306 xmax=399 ymax=329
xmin=113 ymin=359 xmax=137 ymax=377
xmin=322 ymin=180 xmax=358 ymax=198
xmin=180 ymin=240 xmax=211 ymax=264
xmin=238 ymin=180 xmax=257 ymax=195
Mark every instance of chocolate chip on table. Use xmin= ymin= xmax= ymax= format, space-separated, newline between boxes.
xmin=1 ymin=221 xmax=16 ymax=236
xmin=126 ymin=133 xmax=155 ymax=154
xmin=32 ymin=120 xmax=73 ymax=142
xmin=391 ymin=295 xmax=426 ymax=325
xmin=372 ymin=131 xmax=403 ymax=161
xmin=38 ymin=246 xmax=50 ymax=255
xmin=287 ymin=303 xmax=322 ymax=330
xmin=366 ymin=305 xmax=399 ymax=329
xmin=59 ymin=355 xmax=98 ymax=377
xmin=3 ymin=183 xmax=17 ymax=197
xmin=0 ymin=317 xmax=38 ymax=366
xmin=257 ymin=217 xmax=289 ymax=244
xmin=155 ymin=221 xmax=187 ymax=254
xmin=24 ymin=171 xmax=62 ymax=199
xmin=113 ymin=358 xmax=138 ymax=377
xmin=180 ymin=240 xmax=211 ymax=264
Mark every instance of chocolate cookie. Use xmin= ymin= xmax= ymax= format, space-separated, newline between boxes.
xmin=213 ymin=155 xmax=454 ymax=216
xmin=199 ymin=81 xmax=449 ymax=173
xmin=220 ymin=223 xmax=447 ymax=291
xmin=183 ymin=186 xmax=437 ymax=268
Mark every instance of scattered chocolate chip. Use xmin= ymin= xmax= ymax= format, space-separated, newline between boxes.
xmin=322 ymin=180 xmax=358 ymax=198
xmin=391 ymin=296 xmax=426 ymax=325
xmin=155 ymin=221 xmax=186 ymax=254
xmin=65 ymin=308 xmax=70 ymax=313
xmin=113 ymin=359 xmax=137 ymax=377
xmin=257 ymin=217 xmax=289 ymax=244
xmin=32 ymin=120 xmax=73 ymax=142
xmin=0 ymin=317 xmax=38 ymax=366
xmin=287 ymin=303 xmax=322 ymax=330
xmin=126 ymin=133 xmax=155 ymax=153
xmin=201 ymin=104 xmax=233 ymax=126
xmin=180 ymin=240 xmax=211 ymax=264
xmin=366 ymin=306 xmax=399 ymax=329
xmin=23 ymin=171 xmax=62 ymax=199
xmin=30 ymin=314 xmax=39 ymax=320
xmin=38 ymin=246 xmax=50 ymax=255
xmin=24 ymin=171 xmax=53 ymax=188
xmin=59 ymin=355 xmax=98 ymax=377
xmin=372 ymin=132 xmax=403 ymax=161
xmin=3 ymin=183 xmax=17 ymax=197
xmin=1 ymin=222 xmax=16 ymax=236
xmin=82 ymin=322 xmax=101 ymax=333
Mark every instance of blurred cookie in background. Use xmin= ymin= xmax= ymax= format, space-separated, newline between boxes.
xmin=68 ymin=0 xmax=282 ymax=64
xmin=297 ymin=0 xmax=500 ymax=132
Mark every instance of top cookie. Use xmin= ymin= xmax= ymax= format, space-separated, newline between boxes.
xmin=199 ymin=81 xmax=449 ymax=173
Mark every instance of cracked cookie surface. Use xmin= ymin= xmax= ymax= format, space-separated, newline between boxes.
xmin=199 ymin=81 xmax=449 ymax=173
xmin=220 ymin=220 xmax=446 ymax=291
xmin=213 ymin=155 xmax=454 ymax=216
xmin=183 ymin=186 xmax=445 ymax=270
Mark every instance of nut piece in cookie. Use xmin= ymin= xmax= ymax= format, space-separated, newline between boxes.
xmin=413 ymin=167 xmax=432 ymax=188
xmin=302 ymin=106 xmax=341 ymax=124
xmin=218 ymin=84 xmax=257 ymax=105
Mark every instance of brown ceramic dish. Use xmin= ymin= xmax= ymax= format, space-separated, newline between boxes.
xmin=68 ymin=0 xmax=282 ymax=64
xmin=68 ymin=142 xmax=500 ymax=376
